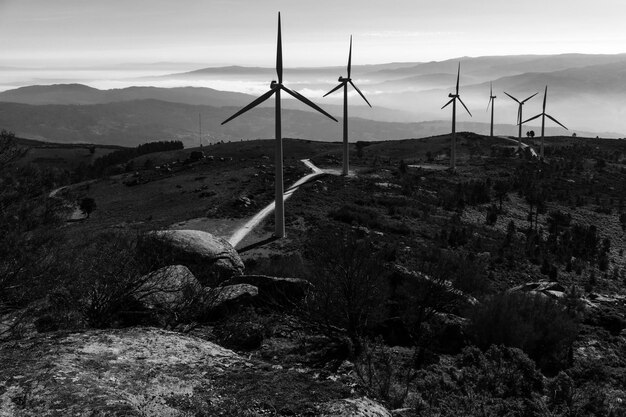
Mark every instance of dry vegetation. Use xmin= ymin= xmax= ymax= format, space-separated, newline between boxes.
xmin=2 ymin=130 xmax=626 ymax=416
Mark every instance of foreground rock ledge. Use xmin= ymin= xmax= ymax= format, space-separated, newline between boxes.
xmin=0 ymin=327 xmax=392 ymax=416
xmin=0 ymin=327 xmax=242 ymax=416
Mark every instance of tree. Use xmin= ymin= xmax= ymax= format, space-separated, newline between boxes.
xmin=304 ymin=226 xmax=386 ymax=351
xmin=493 ymin=180 xmax=511 ymax=211
xmin=79 ymin=197 xmax=97 ymax=218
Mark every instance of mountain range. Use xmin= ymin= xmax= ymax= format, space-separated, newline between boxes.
xmin=1 ymin=53 xmax=625 ymax=145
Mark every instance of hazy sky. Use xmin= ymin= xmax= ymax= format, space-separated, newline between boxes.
xmin=2 ymin=0 xmax=626 ymax=68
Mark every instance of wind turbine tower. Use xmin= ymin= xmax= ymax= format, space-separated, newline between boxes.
xmin=504 ymin=91 xmax=537 ymax=147
xmin=324 ymin=36 xmax=371 ymax=176
xmin=486 ymin=82 xmax=496 ymax=137
xmin=221 ymin=13 xmax=337 ymax=238
xmin=520 ymin=85 xmax=567 ymax=158
xmin=442 ymin=63 xmax=472 ymax=170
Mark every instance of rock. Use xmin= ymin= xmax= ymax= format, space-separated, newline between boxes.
xmin=223 ymin=275 xmax=312 ymax=305
xmin=135 ymin=265 xmax=202 ymax=311
xmin=509 ymin=280 xmax=566 ymax=300
xmin=318 ymin=397 xmax=392 ymax=417
xmin=205 ymin=284 xmax=258 ymax=317
xmin=146 ymin=229 xmax=244 ymax=284
xmin=389 ymin=264 xmax=479 ymax=310
xmin=0 ymin=327 xmax=242 ymax=416
xmin=391 ymin=408 xmax=413 ymax=417
xmin=509 ymin=280 xmax=565 ymax=294
xmin=236 ymin=196 xmax=254 ymax=207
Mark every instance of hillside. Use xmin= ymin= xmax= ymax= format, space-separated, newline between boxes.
xmin=1 ymin=133 xmax=625 ymax=415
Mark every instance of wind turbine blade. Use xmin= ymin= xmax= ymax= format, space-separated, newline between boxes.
xmin=486 ymin=97 xmax=493 ymax=112
xmin=543 ymin=85 xmax=547 ymax=111
xmin=221 ymin=88 xmax=275 ymax=125
xmin=281 ymin=85 xmax=338 ymax=122
xmin=504 ymin=92 xmax=521 ymax=104
xmin=490 ymin=81 xmax=493 ymax=97
xmin=517 ymin=107 xmax=521 ymax=124
xmin=456 ymin=63 xmax=460 ymax=95
xmin=349 ymin=80 xmax=372 ymax=107
xmin=323 ymin=82 xmax=344 ymax=97
xmin=520 ymin=113 xmax=542 ymax=125
xmin=441 ymin=98 xmax=454 ymax=110
xmin=276 ymin=12 xmax=283 ymax=83
xmin=458 ymin=96 xmax=472 ymax=117
xmin=521 ymin=92 xmax=538 ymax=104
xmin=347 ymin=35 xmax=352 ymax=78
xmin=546 ymin=114 xmax=568 ymax=130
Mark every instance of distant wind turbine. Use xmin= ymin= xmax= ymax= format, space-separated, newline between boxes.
xmin=504 ymin=91 xmax=537 ymax=147
xmin=221 ymin=12 xmax=337 ymax=238
xmin=486 ymin=82 xmax=496 ymax=137
xmin=324 ymin=36 xmax=371 ymax=176
xmin=442 ymin=63 xmax=472 ymax=170
xmin=520 ymin=85 xmax=567 ymax=158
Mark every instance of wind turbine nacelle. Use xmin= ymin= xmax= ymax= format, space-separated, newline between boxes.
xmin=338 ymin=76 xmax=350 ymax=82
xmin=448 ymin=93 xmax=455 ymax=98
xmin=270 ymin=80 xmax=278 ymax=88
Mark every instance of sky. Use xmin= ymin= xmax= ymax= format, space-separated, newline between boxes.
xmin=1 ymin=0 xmax=626 ymax=69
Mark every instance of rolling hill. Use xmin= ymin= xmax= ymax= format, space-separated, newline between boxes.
xmin=0 ymin=99 xmax=584 ymax=147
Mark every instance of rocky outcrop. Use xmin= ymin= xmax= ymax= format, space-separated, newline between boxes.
xmin=136 ymin=265 xmax=202 ymax=311
xmin=223 ymin=274 xmax=312 ymax=305
xmin=0 ymin=327 xmax=365 ymax=416
xmin=318 ymin=397 xmax=392 ymax=417
xmin=146 ymin=229 xmax=244 ymax=284
xmin=508 ymin=280 xmax=566 ymax=299
xmin=205 ymin=284 xmax=258 ymax=317
xmin=0 ymin=327 xmax=242 ymax=416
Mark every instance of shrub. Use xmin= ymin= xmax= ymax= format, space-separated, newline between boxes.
xmin=469 ymin=292 xmax=578 ymax=374
xmin=64 ymin=231 xmax=204 ymax=328
xmin=328 ymin=204 xmax=410 ymax=235
xmin=414 ymin=345 xmax=546 ymax=416
xmin=355 ymin=337 xmax=414 ymax=409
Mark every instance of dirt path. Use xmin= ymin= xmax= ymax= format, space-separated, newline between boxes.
xmin=228 ymin=159 xmax=338 ymax=248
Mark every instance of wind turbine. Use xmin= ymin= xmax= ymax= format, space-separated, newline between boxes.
xmin=486 ymin=82 xmax=496 ymax=137
xmin=504 ymin=91 xmax=537 ymax=147
xmin=221 ymin=13 xmax=337 ymax=238
xmin=442 ymin=63 xmax=472 ymax=170
xmin=323 ymin=36 xmax=371 ymax=176
xmin=520 ymin=85 xmax=567 ymax=159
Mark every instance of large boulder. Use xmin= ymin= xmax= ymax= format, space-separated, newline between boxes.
xmin=135 ymin=265 xmax=202 ymax=311
xmin=318 ymin=397 xmax=392 ymax=417
xmin=223 ymin=274 xmax=312 ymax=305
xmin=205 ymin=284 xmax=258 ymax=318
xmin=146 ymin=229 xmax=244 ymax=284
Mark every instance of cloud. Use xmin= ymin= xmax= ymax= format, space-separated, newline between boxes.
xmin=362 ymin=30 xmax=464 ymax=39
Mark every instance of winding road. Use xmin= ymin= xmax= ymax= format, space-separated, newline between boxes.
xmin=227 ymin=159 xmax=339 ymax=248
